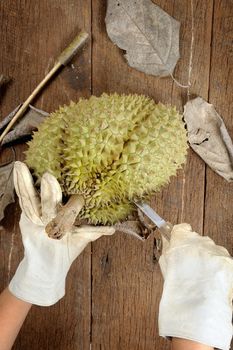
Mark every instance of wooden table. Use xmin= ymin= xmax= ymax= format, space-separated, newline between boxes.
xmin=0 ymin=1 xmax=232 ymax=349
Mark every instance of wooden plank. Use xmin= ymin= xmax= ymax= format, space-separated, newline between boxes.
xmin=204 ymin=1 xmax=233 ymax=264
xmin=204 ymin=3 xmax=233 ymax=348
xmin=0 ymin=1 xmax=92 ymax=349
xmin=91 ymin=1 xmax=213 ymax=349
xmin=204 ymin=0 xmax=233 ymax=250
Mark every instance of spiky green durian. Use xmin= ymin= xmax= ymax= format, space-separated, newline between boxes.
xmin=26 ymin=93 xmax=188 ymax=225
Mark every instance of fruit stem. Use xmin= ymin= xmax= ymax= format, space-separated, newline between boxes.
xmin=45 ymin=194 xmax=85 ymax=239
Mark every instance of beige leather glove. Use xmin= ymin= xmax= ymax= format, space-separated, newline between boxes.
xmin=9 ymin=161 xmax=115 ymax=306
xmin=159 ymin=223 xmax=233 ymax=350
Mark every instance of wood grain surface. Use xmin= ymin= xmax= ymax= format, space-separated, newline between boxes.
xmin=0 ymin=1 xmax=232 ymax=349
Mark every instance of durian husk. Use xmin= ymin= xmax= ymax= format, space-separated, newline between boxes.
xmin=26 ymin=93 xmax=188 ymax=225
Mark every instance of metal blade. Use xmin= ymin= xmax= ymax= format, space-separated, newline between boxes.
xmin=134 ymin=202 xmax=166 ymax=228
xmin=135 ymin=201 xmax=172 ymax=241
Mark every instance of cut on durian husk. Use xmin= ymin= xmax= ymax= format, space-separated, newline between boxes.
xmin=26 ymin=93 xmax=188 ymax=225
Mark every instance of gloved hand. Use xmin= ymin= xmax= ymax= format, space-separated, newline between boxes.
xmin=9 ymin=161 xmax=115 ymax=306
xmin=158 ymin=223 xmax=233 ymax=350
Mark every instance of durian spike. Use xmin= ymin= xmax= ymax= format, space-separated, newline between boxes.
xmin=45 ymin=194 xmax=85 ymax=239
xmin=0 ymin=32 xmax=89 ymax=144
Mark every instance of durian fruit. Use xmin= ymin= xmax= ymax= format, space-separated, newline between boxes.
xmin=26 ymin=93 xmax=188 ymax=225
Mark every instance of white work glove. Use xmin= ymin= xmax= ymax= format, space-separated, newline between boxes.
xmin=159 ymin=223 xmax=233 ymax=350
xmin=9 ymin=161 xmax=115 ymax=306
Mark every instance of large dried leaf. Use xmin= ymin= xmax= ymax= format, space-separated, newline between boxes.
xmin=106 ymin=0 xmax=180 ymax=77
xmin=0 ymin=161 xmax=15 ymax=221
xmin=184 ymin=97 xmax=233 ymax=182
xmin=0 ymin=105 xmax=48 ymax=145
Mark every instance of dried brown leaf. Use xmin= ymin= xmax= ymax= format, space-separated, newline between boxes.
xmin=0 ymin=105 xmax=48 ymax=145
xmin=105 ymin=0 xmax=180 ymax=77
xmin=0 ymin=161 xmax=15 ymax=221
xmin=184 ymin=97 xmax=233 ymax=181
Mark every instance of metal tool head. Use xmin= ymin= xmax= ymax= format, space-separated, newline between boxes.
xmin=134 ymin=201 xmax=172 ymax=241
xmin=134 ymin=201 xmax=166 ymax=228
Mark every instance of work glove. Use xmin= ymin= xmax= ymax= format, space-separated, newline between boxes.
xmin=9 ymin=161 xmax=115 ymax=306
xmin=158 ymin=223 xmax=233 ymax=350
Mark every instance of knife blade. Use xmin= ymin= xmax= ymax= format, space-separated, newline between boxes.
xmin=134 ymin=202 xmax=173 ymax=241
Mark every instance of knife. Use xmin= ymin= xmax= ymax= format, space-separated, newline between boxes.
xmin=135 ymin=202 xmax=173 ymax=241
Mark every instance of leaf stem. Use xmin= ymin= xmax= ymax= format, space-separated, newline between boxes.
xmin=170 ymin=73 xmax=190 ymax=89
